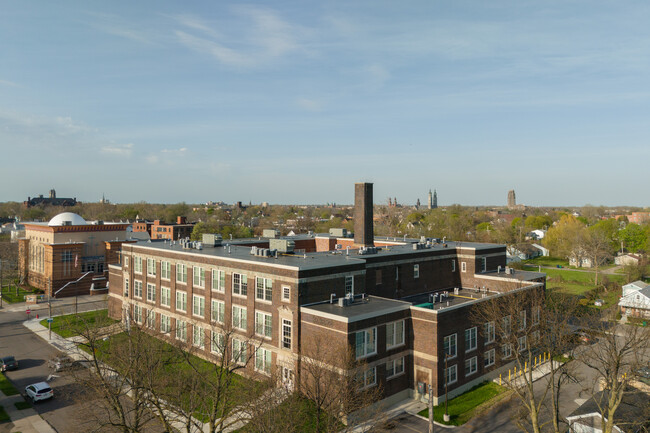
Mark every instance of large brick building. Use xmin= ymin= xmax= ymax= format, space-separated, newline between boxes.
xmin=107 ymin=184 xmax=545 ymax=406
xmin=132 ymin=216 xmax=195 ymax=241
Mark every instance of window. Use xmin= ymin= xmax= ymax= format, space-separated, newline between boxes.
xmin=531 ymin=330 xmax=540 ymax=343
xmin=176 ymin=319 xmax=187 ymax=341
xmin=461 ymin=262 xmax=467 ymax=273
xmin=193 ymin=266 xmax=205 ymax=288
xmin=359 ymin=367 xmax=376 ymax=389
xmin=211 ymin=332 xmax=225 ymax=355
xmin=532 ymin=306 xmax=540 ymax=325
xmin=345 ymin=276 xmax=354 ymax=295
xmin=232 ymin=338 xmax=247 ymax=364
xmin=480 ymin=257 xmax=487 ymax=272
xmin=124 ymin=256 xmax=129 ymax=267
xmin=211 ymin=300 xmax=225 ymax=323
xmin=503 ymin=315 xmax=511 ymax=336
xmin=519 ymin=311 xmax=526 ymax=331
xmin=386 ymin=357 xmax=405 ymax=378
xmin=444 ymin=334 xmax=457 ymax=358
xmin=256 ymin=277 xmax=273 ymax=301
xmin=255 ymin=348 xmax=272 ymax=374
xmin=465 ymin=327 xmax=477 ymax=352
xmin=147 ymin=258 xmax=156 ymax=276
xmin=160 ymin=314 xmax=171 ymax=334
xmin=146 ymin=310 xmax=155 ymax=329
xmin=282 ymin=286 xmax=291 ymax=302
xmin=232 ymin=305 xmax=247 ymax=330
xmin=518 ymin=336 xmax=527 ymax=352
xmin=445 ymin=364 xmax=457 ymax=385
xmin=386 ymin=320 xmax=405 ymax=349
xmin=133 ymin=305 xmax=143 ymax=324
xmin=134 ymin=281 xmax=143 ymax=298
xmin=376 ymin=269 xmax=382 ymax=285
xmin=355 ymin=328 xmax=377 ymax=359
xmin=502 ymin=344 xmax=512 ymax=359
xmin=465 ymin=356 xmax=478 ymax=376
xmin=452 ymin=259 xmax=456 ymax=272
xmin=212 ymin=269 xmax=225 ymax=292
xmin=176 ymin=264 xmax=187 ymax=283
xmin=193 ymin=295 xmax=205 ymax=317
xmin=484 ymin=349 xmax=495 ymax=367
xmin=193 ymin=325 xmax=205 ymax=349
xmin=255 ymin=312 xmax=272 ymax=338
xmin=161 ymin=287 xmax=171 ymax=307
xmin=484 ymin=322 xmax=495 ymax=344
xmin=413 ymin=264 xmax=419 ymax=279
xmin=124 ymin=278 xmax=129 ymax=296
xmin=161 ymin=261 xmax=171 ymax=280
xmin=134 ymin=257 xmax=142 ymax=273
xmin=282 ymin=319 xmax=292 ymax=349
xmin=176 ymin=291 xmax=187 ymax=312
xmin=233 ymin=273 xmax=248 ymax=296
xmin=146 ymin=283 xmax=156 ymax=303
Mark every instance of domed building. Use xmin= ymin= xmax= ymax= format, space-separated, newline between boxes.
xmin=18 ymin=213 xmax=132 ymax=297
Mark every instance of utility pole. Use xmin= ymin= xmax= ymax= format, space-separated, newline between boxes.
xmin=428 ymin=386 xmax=435 ymax=433
xmin=444 ymin=354 xmax=450 ymax=422
xmin=48 ymin=278 xmax=52 ymax=340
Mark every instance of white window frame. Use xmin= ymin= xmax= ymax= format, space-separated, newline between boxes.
xmin=146 ymin=283 xmax=156 ymax=303
xmin=255 ymin=347 xmax=272 ymax=374
xmin=503 ymin=315 xmax=512 ymax=336
xmin=176 ymin=319 xmax=187 ymax=342
xmin=232 ymin=338 xmax=247 ymax=364
xmin=519 ymin=310 xmax=527 ymax=331
xmin=282 ymin=285 xmax=291 ymax=302
xmin=502 ymin=343 xmax=512 ymax=359
xmin=146 ymin=309 xmax=155 ymax=329
xmin=480 ymin=257 xmax=487 ymax=272
xmin=255 ymin=311 xmax=272 ymax=338
xmin=147 ymin=258 xmax=156 ymax=276
xmin=160 ymin=287 xmax=171 ymax=307
xmin=532 ymin=306 xmax=540 ymax=325
xmin=193 ymin=266 xmax=205 ymax=288
xmin=176 ymin=290 xmax=187 ymax=313
xmin=160 ymin=314 xmax=171 ymax=334
xmin=281 ymin=319 xmax=292 ymax=349
xmin=355 ymin=327 xmax=377 ymax=359
xmin=212 ymin=269 xmax=225 ymax=292
xmin=359 ymin=367 xmax=377 ymax=389
xmin=211 ymin=299 xmax=225 ymax=324
xmin=452 ymin=259 xmax=456 ymax=272
xmin=256 ymin=277 xmax=273 ymax=302
xmin=465 ymin=356 xmax=478 ymax=376
xmin=232 ymin=305 xmax=247 ymax=330
xmin=484 ymin=321 xmax=495 ymax=344
xmin=124 ymin=256 xmax=129 ymax=267
xmin=124 ymin=277 xmax=129 ymax=297
xmin=161 ymin=261 xmax=171 ymax=280
xmin=413 ymin=264 xmax=419 ymax=279
xmin=193 ymin=295 xmax=205 ymax=318
xmin=445 ymin=364 xmax=457 ymax=385
xmin=386 ymin=357 xmax=405 ymax=379
xmin=345 ymin=275 xmax=354 ymax=295
xmin=211 ymin=331 xmax=225 ymax=356
xmin=233 ymin=273 xmax=248 ymax=296
xmin=444 ymin=333 xmax=457 ymax=359
xmin=518 ymin=335 xmax=527 ymax=352
xmin=386 ymin=320 xmax=405 ymax=349
xmin=484 ymin=349 xmax=495 ymax=367
xmin=133 ymin=280 xmax=143 ymax=299
xmin=176 ymin=264 xmax=187 ymax=283
xmin=465 ymin=327 xmax=477 ymax=352
xmin=193 ymin=325 xmax=205 ymax=349
xmin=133 ymin=305 xmax=143 ymax=324
xmin=461 ymin=261 xmax=467 ymax=273
xmin=134 ymin=256 xmax=142 ymax=274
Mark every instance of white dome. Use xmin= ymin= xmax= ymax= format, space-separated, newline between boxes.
xmin=48 ymin=212 xmax=87 ymax=227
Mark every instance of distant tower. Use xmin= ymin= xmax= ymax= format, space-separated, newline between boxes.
xmin=433 ymin=189 xmax=438 ymax=209
xmin=49 ymin=189 xmax=56 ymax=199
xmin=416 ymin=198 xmax=420 ymax=209
xmin=428 ymin=190 xmax=433 ymax=210
xmin=507 ymin=190 xmax=516 ymax=208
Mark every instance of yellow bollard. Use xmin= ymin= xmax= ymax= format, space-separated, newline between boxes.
xmin=499 ymin=374 xmax=502 ymax=386
xmin=509 ymin=370 xmax=511 ymax=381
xmin=525 ymin=361 xmax=527 ymax=372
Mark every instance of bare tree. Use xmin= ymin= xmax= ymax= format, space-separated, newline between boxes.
xmin=575 ymin=307 xmax=650 ymax=433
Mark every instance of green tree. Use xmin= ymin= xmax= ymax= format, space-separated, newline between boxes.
xmin=543 ymin=215 xmax=587 ymax=259
xmin=619 ymin=223 xmax=648 ymax=253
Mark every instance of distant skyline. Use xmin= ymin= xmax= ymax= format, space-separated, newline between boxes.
xmin=2 ymin=1 xmax=650 ymax=207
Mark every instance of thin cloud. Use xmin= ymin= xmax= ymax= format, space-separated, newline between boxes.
xmin=0 ymin=79 xmax=18 ymax=87
xmin=87 ymin=12 xmax=156 ymax=45
xmin=101 ymin=143 xmax=134 ymax=157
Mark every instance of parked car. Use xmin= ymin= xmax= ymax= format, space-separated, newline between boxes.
xmin=634 ymin=366 xmax=650 ymax=385
xmin=25 ymin=382 xmax=54 ymax=402
xmin=1 ymin=355 xmax=18 ymax=372
xmin=47 ymin=356 xmax=78 ymax=372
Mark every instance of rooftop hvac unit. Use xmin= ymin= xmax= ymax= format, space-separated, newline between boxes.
xmin=329 ymin=228 xmax=347 ymax=237
xmin=269 ymin=239 xmax=295 ymax=253
xmin=202 ymin=233 xmax=222 ymax=247
xmin=338 ymin=297 xmax=352 ymax=307
xmin=250 ymin=246 xmax=258 ymax=255
xmin=263 ymin=229 xmax=280 ymax=239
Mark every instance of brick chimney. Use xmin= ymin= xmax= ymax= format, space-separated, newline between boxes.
xmin=354 ymin=182 xmax=374 ymax=247
xmin=177 ymin=216 xmax=187 ymax=224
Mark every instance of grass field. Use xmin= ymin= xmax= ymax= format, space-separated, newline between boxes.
xmin=0 ymin=405 xmax=9 ymax=422
xmin=0 ymin=286 xmax=38 ymax=304
xmin=39 ymin=309 xmax=117 ymax=338
xmin=417 ymin=382 xmax=508 ymax=426
xmin=14 ymin=400 xmax=31 ymax=410
xmin=0 ymin=374 xmax=19 ymax=396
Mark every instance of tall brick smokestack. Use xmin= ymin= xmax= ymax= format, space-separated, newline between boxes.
xmin=354 ymin=182 xmax=374 ymax=247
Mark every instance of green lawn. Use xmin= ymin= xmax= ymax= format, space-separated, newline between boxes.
xmin=0 ymin=374 xmax=19 ymax=396
xmin=417 ymin=382 xmax=508 ymax=426
xmin=0 ymin=405 xmax=9 ymax=423
xmin=523 ymin=256 xmax=569 ymax=267
xmin=40 ymin=309 xmax=117 ymax=338
xmin=0 ymin=287 xmax=37 ymax=304
xmin=14 ymin=400 xmax=31 ymax=410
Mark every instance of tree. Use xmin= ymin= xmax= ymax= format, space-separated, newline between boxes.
xmin=581 ymin=228 xmax=614 ymax=286
xmin=543 ymin=215 xmax=587 ymax=260
xmin=619 ymin=223 xmax=648 ymax=253
xmin=575 ymin=308 xmax=650 ymax=433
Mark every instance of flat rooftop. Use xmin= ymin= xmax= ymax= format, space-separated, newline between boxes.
xmin=404 ymin=287 xmax=500 ymax=311
xmin=301 ymin=295 xmax=411 ymax=323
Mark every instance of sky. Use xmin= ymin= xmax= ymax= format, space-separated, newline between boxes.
xmin=1 ymin=1 xmax=650 ymax=207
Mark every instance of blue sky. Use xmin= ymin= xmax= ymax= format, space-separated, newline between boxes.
xmin=1 ymin=1 xmax=649 ymax=206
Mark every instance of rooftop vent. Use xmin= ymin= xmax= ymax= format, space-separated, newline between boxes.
xmin=358 ymin=246 xmax=378 ymax=255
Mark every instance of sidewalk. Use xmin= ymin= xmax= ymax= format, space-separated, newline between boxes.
xmin=0 ymin=294 xmax=104 ymax=314
xmin=0 ymin=390 xmax=56 ymax=433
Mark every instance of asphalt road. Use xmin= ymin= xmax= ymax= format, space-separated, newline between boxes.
xmin=1 ymin=297 xmax=109 ymax=433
